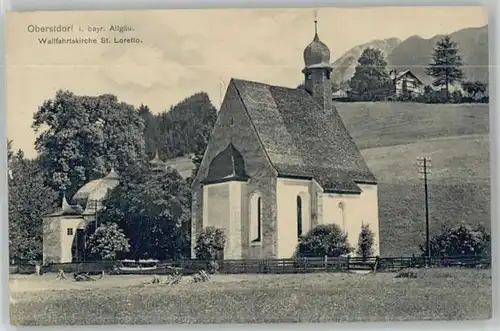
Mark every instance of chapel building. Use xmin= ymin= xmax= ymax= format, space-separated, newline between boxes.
xmin=190 ymin=22 xmax=380 ymax=259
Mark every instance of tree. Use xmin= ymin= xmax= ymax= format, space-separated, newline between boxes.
xmin=32 ymin=90 xmax=146 ymax=196
xmin=425 ymin=35 xmax=464 ymax=101
xmin=462 ymin=81 xmax=487 ymax=100
xmin=195 ymin=226 xmax=226 ymax=260
xmin=8 ymin=147 xmax=58 ymax=261
xmin=356 ymin=223 xmax=375 ymax=260
xmin=349 ymin=48 xmax=394 ymax=101
xmin=188 ymin=152 xmax=204 ymax=185
xmin=98 ymin=163 xmax=192 ymax=260
xmin=138 ymin=104 xmax=160 ymax=158
xmin=296 ymin=224 xmax=353 ymax=258
xmin=420 ymin=224 xmax=490 ymax=258
xmin=156 ymin=92 xmax=217 ymax=159
xmin=85 ymin=223 xmax=130 ymax=261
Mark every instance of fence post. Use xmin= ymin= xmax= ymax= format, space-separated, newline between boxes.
xmin=324 ymin=255 xmax=328 ymax=271
xmin=347 ymin=255 xmax=351 ymax=271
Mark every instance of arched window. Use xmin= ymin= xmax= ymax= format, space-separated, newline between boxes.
xmin=297 ymin=196 xmax=303 ymax=238
xmin=250 ymin=193 xmax=262 ymax=243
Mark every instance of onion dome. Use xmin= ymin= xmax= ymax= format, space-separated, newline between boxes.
xmin=303 ymin=20 xmax=331 ymax=67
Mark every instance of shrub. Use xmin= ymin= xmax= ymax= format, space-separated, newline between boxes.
xmin=420 ymin=224 xmax=490 ymax=258
xmin=85 ymin=223 xmax=130 ymax=261
xmin=356 ymin=223 xmax=374 ymax=259
xmin=296 ymin=224 xmax=353 ymax=258
xmin=195 ymin=226 xmax=226 ymax=261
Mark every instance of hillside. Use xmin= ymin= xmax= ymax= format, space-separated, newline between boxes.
xmin=331 ymin=25 xmax=488 ymax=87
xmin=335 ymin=102 xmax=490 ymax=256
xmin=331 ymin=38 xmax=401 ymax=87
xmin=170 ymin=102 xmax=490 ymax=257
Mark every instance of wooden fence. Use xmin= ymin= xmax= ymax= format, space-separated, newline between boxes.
xmin=9 ymin=255 xmax=491 ymax=275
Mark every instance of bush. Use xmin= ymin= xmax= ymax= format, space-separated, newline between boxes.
xmin=356 ymin=223 xmax=374 ymax=259
xmin=296 ymin=224 xmax=353 ymax=258
xmin=85 ymin=223 xmax=130 ymax=261
xmin=195 ymin=226 xmax=226 ymax=261
xmin=420 ymin=224 xmax=490 ymax=258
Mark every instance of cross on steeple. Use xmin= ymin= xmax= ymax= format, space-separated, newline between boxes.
xmin=313 ymin=9 xmax=318 ymax=35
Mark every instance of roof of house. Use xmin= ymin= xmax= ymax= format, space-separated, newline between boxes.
xmin=226 ymin=78 xmax=377 ymax=193
xmin=395 ymin=70 xmax=424 ymax=85
xmin=71 ymin=168 xmax=120 ymax=208
xmin=45 ymin=193 xmax=84 ymax=217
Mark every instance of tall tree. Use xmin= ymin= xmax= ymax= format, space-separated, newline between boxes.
xmin=98 ymin=163 xmax=192 ymax=260
xmin=156 ymin=92 xmax=217 ymax=159
xmin=349 ymin=48 xmax=393 ymax=101
xmin=8 ymin=147 xmax=58 ymax=261
xmin=138 ymin=104 xmax=160 ymax=159
xmin=425 ymin=35 xmax=464 ymax=101
xmin=32 ymin=90 xmax=146 ymax=196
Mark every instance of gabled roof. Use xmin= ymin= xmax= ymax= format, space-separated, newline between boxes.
xmin=203 ymin=143 xmax=249 ymax=184
xmin=395 ymin=70 xmax=424 ymax=85
xmin=230 ymin=78 xmax=377 ymax=193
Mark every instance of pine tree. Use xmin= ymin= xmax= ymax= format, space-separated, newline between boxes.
xmin=425 ymin=35 xmax=464 ymax=101
xmin=356 ymin=223 xmax=374 ymax=260
xmin=349 ymin=48 xmax=393 ymax=101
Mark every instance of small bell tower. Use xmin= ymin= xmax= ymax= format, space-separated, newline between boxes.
xmin=302 ymin=11 xmax=333 ymax=111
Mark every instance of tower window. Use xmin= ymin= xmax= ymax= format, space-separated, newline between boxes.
xmin=67 ymin=228 xmax=73 ymax=236
xmin=297 ymin=196 xmax=303 ymax=238
xmin=306 ymin=73 xmax=312 ymax=80
xmin=326 ymin=71 xmax=331 ymax=80
xmin=229 ymin=115 xmax=234 ymax=126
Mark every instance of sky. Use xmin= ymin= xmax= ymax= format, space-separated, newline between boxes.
xmin=6 ymin=6 xmax=488 ymax=158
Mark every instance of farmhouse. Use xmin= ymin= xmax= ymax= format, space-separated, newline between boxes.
xmin=391 ymin=69 xmax=424 ymax=98
xmin=191 ymin=22 xmax=380 ymax=259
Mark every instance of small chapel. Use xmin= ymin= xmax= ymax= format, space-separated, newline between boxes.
xmin=190 ymin=21 xmax=380 ymax=259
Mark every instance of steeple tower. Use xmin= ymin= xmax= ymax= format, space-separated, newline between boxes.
xmin=149 ymin=149 xmax=165 ymax=172
xmin=302 ymin=11 xmax=333 ymax=111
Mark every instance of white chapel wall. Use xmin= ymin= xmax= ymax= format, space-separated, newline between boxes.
xmin=276 ymin=178 xmax=312 ymax=258
xmin=202 ymin=181 xmax=245 ymax=259
xmin=321 ymin=184 xmax=380 ymax=256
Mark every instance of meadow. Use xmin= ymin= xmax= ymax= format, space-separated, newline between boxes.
xmin=338 ymin=102 xmax=490 ymax=256
xmin=10 ymin=268 xmax=491 ymax=325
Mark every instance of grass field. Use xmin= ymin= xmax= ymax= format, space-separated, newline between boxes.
xmin=9 ymin=268 xmax=491 ymax=325
xmin=337 ymin=102 xmax=490 ymax=256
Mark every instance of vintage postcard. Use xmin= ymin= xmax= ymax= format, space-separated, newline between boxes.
xmin=6 ymin=6 xmax=491 ymax=325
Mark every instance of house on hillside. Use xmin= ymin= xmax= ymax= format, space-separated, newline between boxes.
xmin=390 ymin=70 xmax=424 ymax=99
xmin=332 ymin=87 xmax=350 ymax=100
xmin=191 ymin=21 xmax=380 ymax=260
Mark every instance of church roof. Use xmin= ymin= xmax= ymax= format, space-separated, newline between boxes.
xmin=204 ymin=143 xmax=249 ymax=184
xmin=230 ymin=78 xmax=377 ymax=193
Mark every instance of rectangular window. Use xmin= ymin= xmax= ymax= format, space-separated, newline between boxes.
xmin=67 ymin=228 xmax=73 ymax=236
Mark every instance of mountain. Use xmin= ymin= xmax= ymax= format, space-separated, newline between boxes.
xmin=331 ymin=25 xmax=488 ymax=87
xmin=331 ymin=38 xmax=401 ymax=87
